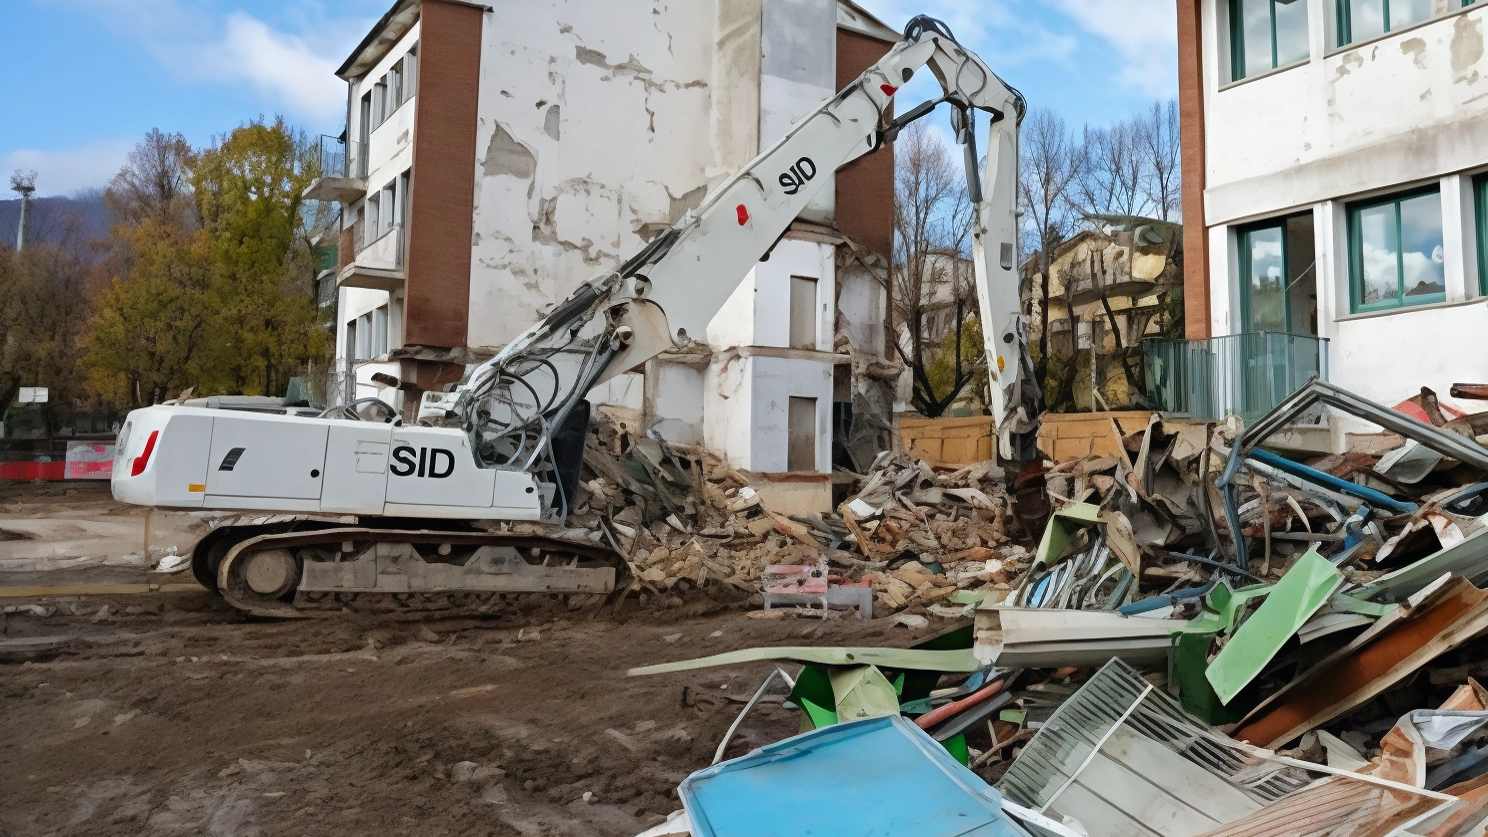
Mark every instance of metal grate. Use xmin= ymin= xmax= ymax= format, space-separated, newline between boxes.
xmin=997 ymin=659 xmax=1455 ymax=837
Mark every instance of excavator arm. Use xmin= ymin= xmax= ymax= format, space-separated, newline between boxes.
xmin=108 ymin=15 xmax=1041 ymax=616
xmin=426 ymin=16 xmax=1038 ymax=493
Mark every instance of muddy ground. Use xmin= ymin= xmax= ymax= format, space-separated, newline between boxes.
xmin=0 ymin=485 xmax=922 ymax=836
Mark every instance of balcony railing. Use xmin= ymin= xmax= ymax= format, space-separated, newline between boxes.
xmin=315 ymin=135 xmax=367 ymax=179
xmin=1143 ymin=332 xmax=1329 ymax=424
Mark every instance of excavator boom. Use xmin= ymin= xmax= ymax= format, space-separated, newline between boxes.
xmin=110 ymin=16 xmax=1038 ymax=616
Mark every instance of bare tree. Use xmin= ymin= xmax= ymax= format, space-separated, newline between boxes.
xmin=106 ymin=129 xmax=197 ymax=227
xmin=1078 ymin=120 xmax=1147 ymax=219
xmin=1018 ymin=107 xmax=1085 ymax=381
xmin=1136 ymin=99 xmax=1181 ymax=222
xmin=890 ymin=123 xmax=980 ymax=417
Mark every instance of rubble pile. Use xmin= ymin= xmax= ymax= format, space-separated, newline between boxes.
xmin=568 ymin=417 xmax=1030 ymax=616
xmin=622 ymin=380 xmax=1488 ymax=837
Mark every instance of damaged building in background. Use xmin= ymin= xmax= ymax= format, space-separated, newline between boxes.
xmin=304 ymin=0 xmax=902 ymax=511
xmin=1022 ymin=222 xmax=1184 ymax=413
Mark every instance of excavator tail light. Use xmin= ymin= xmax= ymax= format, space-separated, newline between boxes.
xmin=131 ymin=430 xmax=160 ymax=477
xmin=736 ymin=204 xmax=749 ymax=225
xmin=880 ymin=84 xmax=898 ymax=96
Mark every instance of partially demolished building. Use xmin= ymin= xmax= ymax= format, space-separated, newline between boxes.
xmin=306 ymin=0 xmax=902 ymax=504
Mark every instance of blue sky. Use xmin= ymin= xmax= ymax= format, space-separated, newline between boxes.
xmin=1 ymin=0 xmax=1177 ymax=197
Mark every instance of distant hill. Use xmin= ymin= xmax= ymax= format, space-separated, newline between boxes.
xmin=0 ymin=191 xmax=110 ymax=249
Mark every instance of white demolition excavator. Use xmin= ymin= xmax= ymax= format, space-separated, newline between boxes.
xmin=111 ymin=16 xmax=1040 ymax=616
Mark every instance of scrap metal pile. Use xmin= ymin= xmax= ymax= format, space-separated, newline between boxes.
xmin=567 ymin=418 xmax=1027 ymax=618
xmin=619 ymin=379 xmax=1488 ymax=837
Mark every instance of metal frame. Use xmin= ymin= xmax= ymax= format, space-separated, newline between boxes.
xmin=1238 ymin=220 xmax=1292 ymax=333
xmin=1230 ymin=0 xmax=1310 ymax=80
xmin=1347 ymin=185 xmax=1446 ymax=313
xmin=1218 ymin=378 xmax=1488 ymax=566
xmin=1476 ymin=172 xmax=1488 ymax=297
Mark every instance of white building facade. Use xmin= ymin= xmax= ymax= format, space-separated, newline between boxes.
xmin=1179 ymin=0 xmax=1488 ymax=437
xmin=308 ymin=0 xmax=899 ymax=493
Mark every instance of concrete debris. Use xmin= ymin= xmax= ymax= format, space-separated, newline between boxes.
xmin=565 ymin=416 xmax=1024 ymax=618
xmin=621 ymin=380 xmax=1488 ymax=837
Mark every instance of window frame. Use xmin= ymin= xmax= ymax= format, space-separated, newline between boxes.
xmin=1336 ymin=0 xmax=1436 ymax=47
xmin=1347 ymin=185 xmax=1447 ymax=313
xmin=1475 ymin=173 xmax=1488 ymax=296
xmin=1238 ymin=220 xmax=1293 ymax=334
xmin=1230 ymin=0 xmax=1309 ymax=81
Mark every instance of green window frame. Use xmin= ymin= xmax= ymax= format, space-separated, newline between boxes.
xmin=1347 ymin=186 xmax=1446 ymax=313
xmin=1475 ymin=174 xmax=1488 ymax=296
xmin=1336 ymin=0 xmax=1435 ymax=46
xmin=1230 ymin=0 xmax=1311 ymax=81
xmin=1239 ymin=222 xmax=1294 ymax=333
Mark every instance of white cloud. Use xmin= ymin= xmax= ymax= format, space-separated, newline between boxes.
xmin=858 ymin=0 xmax=1077 ymax=66
xmin=64 ymin=0 xmax=365 ymax=123
xmin=185 ymin=13 xmax=346 ymax=119
xmin=1042 ymin=0 xmax=1178 ymax=97
xmin=1 ymin=140 xmax=133 ymax=197
xmin=848 ymin=0 xmax=1170 ymax=97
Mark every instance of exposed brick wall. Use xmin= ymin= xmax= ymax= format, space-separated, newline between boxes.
xmin=1177 ymin=0 xmax=1210 ymax=339
xmin=834 ymin=28 xmax=895 ymax=262
xmin=338 ymin=225 xmax=354 ymax=272
xmin=404 ymin=0 xmax=483 ymax=350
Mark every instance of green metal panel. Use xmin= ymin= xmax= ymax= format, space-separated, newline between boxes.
xmin=1204 ymin=550 xmax=1343 ymax=705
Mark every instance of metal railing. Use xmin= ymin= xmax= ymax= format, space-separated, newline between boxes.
xmin=1143 ymin=332 xmax=1329 ymax=424
xmin=315 ymin=135 xmax=367 ymax=179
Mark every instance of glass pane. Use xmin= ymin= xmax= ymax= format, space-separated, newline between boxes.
xmin=1346 ymin=0 xmax=1386 ymax=42
xmin=1356 ymin=203 xmax=1399 ymax=306
xmin=1239 ymin=0 xmax=1273 ymax=77
xmin=1390 ymin=0 xmax=1432 ymax=29
xmin=1245 ymin=226 xmax=1288 ymax=332
xmin=1273 ymin=0 xmax=1309 ymax=65
xmin=1399 ymin=191 xmax=1445 ymax=298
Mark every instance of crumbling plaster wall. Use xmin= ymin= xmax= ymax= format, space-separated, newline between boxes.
xmin=703 ymin=237 xmax=836 ymax=470
xmin=704 ymin=354 xmax=833 ymax=472
xmin=645 ymin=361 xmax=706 ymax=445
xmin=835 ymin=260 xmax=884 ymax=355
xmin=1204 ymin=3 xmax=1488 ymax=222
xmin=467 ymin=0 xmax=721 ymax=350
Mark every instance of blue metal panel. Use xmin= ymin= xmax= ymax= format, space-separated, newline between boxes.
xmin=679 ymin=715 xmax=1030 ymax=837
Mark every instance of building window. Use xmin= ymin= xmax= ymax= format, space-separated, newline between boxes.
xmin=1239 ymin=214 xmax=1318 ymax=334
xmin=789 ymin=275 xmax=819 ymax=349
xmin=1348 ymin=187 xmax=1445 ymax=312
xmin=1240 ymin=225 xmax=1288 ymax=332
xmin=371 ymin=305 xmax=389 ymax=357
xmin=1337 ymin=0 xmax=1433 ymax=46
xmin=368 ymin=46 xmax=418 ymax=132
xmin=1230 ymin=0 xmax=1310 ymax=81
xmin=787 ymin=397 xmax=817 ymax=472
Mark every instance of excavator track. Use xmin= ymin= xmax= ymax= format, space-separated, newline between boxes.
xmin=212 ymin=527 xmax=620 ymax=618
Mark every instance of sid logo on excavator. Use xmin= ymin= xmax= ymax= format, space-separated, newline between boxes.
xmin=389 ymin=445 xmax=456 ymax=479
xmin=778 ymin=156 xmax=817 ymax=195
